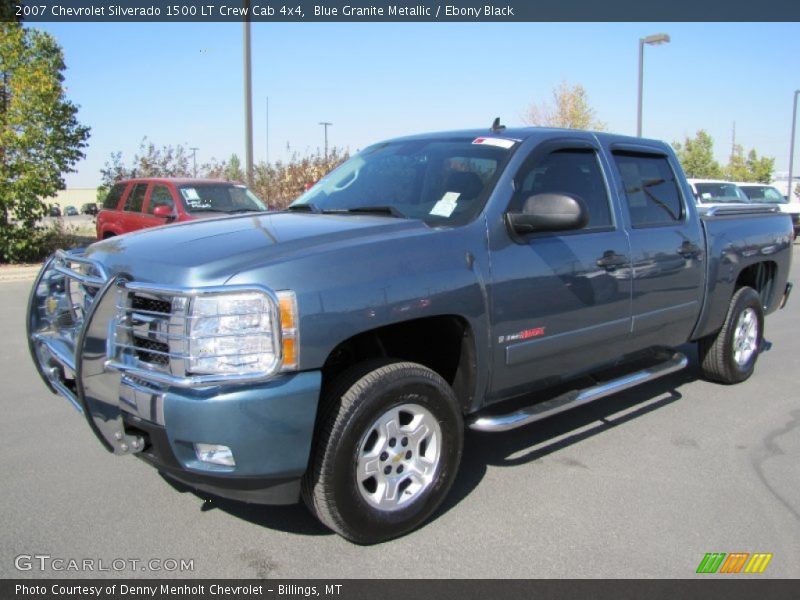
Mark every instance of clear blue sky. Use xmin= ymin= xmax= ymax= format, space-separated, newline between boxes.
xmin=31 ymin=21 xmax=800 ymax=188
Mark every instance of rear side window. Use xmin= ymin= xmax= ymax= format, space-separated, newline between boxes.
xmin=148 ymin=185 xmax=175 ymax=213
xmin=613 ymin=152 xmax=684 ymax=227
xmin=103 ymin=183 xmax=126 ymax=209
xmin=124 ymin=184 xmax=147 ymax=212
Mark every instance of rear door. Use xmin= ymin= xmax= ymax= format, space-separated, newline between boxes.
xmin=120 ymin=183 xmax=149 ymax=234
xmin=489 ymin=138 xmax=633 ymax=397
xmin=97 ymin=182 xmax=128 ymax=238
xmin=606 ymin=147 xmax=705 ymax=349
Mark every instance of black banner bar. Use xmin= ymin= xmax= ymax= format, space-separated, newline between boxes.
xmin=3 ymin=579 xmax=800 ymax=600
xmin=4 ymin=0 xmax=800 ymax=22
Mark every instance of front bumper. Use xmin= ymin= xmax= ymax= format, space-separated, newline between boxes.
xmin=27 ymin=252 xmax=321 ymax=504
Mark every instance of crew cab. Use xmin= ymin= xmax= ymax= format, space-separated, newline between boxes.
xmin=28 ymin=127 xmax=793 ymax=544
xmin=96 ymin=178 xmax=267 ymax=239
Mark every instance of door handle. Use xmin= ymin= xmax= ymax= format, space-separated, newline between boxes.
xmin=596 ymin=251 xmax=628 ymax=271
xmin=677 ymin=242 xmax=702 ymax=259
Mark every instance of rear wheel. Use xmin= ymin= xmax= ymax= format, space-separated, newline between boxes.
xmin=698 ymin=286 xmax=764 ymax=384
xmin=302 ymin=360 xmax=463 ymax=544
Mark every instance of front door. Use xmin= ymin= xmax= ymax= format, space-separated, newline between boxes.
xmin=489 ymin=139 xmax=633 ymax=398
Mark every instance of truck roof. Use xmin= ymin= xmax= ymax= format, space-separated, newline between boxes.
xmin=387 ymin=126 xmax=670 ymax=149
xmin=113 ymin=177 xmax=239 ymax=186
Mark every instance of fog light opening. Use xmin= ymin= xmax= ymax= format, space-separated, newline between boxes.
xmin=194 ymin=443 xmax=235 ymax=467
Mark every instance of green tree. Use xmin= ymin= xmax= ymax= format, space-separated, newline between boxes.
xmin=722 ymin=145 xmax=774 ymax=183
xmin=202 ymin=153 xmax=245 ymax=182
xmin=524 ymin=81 xmax=607 ymax=131
xmin=223 ymin=154 xmax=245 ymax=182
xmin=672 ymin=130 xmax=723 ymax=179
xmin=0 ymin=22 xmax=90 ymax=262
xmin=724 ymin=145 xmax=749 ymax=182
xmin=744 ymin=149 xmax=774 ymax=183
xmin=99 ymin=138 xmax=191 ymax=188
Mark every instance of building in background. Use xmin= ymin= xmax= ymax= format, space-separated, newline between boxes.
xmin=42 ymin=188 xmax=97 ymax=213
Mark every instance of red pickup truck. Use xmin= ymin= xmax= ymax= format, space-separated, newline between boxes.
xmin=96 ymin=178 xmax=267 ymax=239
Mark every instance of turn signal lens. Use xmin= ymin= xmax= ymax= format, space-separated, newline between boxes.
xmin=277 ymin=291 xmax=299 ymax=370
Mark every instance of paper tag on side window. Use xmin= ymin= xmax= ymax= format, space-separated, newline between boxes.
xmin=430 ymin=192 xmax=460 ymax=217
xmin=181 ymin=188 xmax=201 ymax=201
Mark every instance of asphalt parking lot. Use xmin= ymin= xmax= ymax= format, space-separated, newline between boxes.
xmin=1 ymin=250 xmax=798 ymax=579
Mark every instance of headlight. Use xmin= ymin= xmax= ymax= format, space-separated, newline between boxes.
xmin=186 ymin=290 xmax=298 ymax=377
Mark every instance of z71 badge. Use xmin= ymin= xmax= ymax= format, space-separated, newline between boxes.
xmin=499 ymin=327 xmax=546 ymax=344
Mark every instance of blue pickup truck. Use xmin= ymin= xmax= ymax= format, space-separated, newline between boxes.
xmin=27 ymin=126 xmax=793 ymax=544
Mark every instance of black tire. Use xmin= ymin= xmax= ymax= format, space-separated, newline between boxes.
xmin=698 ymin=286 xmax=764 ymax=384
xmin=302 ymin=360 xmax=464 ymax=544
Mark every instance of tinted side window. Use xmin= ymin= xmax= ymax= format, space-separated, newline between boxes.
xmin=103 ymin=183 xmax=126 ymax=209
xmin=515 ymin=149 xmax=612 ymax=229
xmin=124 ymin=184 xmax=147 ymax=212
xmin=613 ymin=153 xmax=684 ymax=226
xmin=148 ymin=185 xmax=174 ymax=213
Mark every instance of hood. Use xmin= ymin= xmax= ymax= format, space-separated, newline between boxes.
xmin=84 ymin=212 xmax=428 ymax=286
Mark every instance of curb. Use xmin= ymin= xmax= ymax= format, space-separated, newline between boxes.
xmin=0 ymin=265 xmax=42 ymax=283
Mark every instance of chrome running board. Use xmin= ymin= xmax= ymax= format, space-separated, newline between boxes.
xmin=468 ymin=351 xmax=688 ymax=432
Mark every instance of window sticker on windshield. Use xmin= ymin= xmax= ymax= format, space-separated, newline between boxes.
xmin=472 ymin=137 xmax=516 ymax=149
xmin=181 ymin=188 xmax=201 ymax=201
xmin=702 ymin=193 xmax=711 ymax=199
xmin=181 ymin=187 xmax=212 ymax=209
xmin=430 ymin=192 xmax=460 ymax=217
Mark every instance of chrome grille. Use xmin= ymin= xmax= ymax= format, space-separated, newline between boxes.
xmin=131 ymin=294 xmax=172 ymax=316
xmin=113 ymin=290 xmax=187 ymax=377
xmin=132 ymin=336 xmax=170 ymax=367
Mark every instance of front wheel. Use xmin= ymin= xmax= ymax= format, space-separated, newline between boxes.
xmin=698 ymin=286 xmax=764 ymax=384
xmin=302 ymin=360 xmax=464 ymax=544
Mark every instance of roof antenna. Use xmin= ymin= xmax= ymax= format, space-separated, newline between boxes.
xmin=491 ymin=117 xmax=506 ymax=133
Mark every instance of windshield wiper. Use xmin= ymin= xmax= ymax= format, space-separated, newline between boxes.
xmin=226 ymin=208 xmax=265 ymax=214
xmin=322 ymin=206 xmax=405 ymax=218
xmin=285 ymin=203 xmax=320 ymax=213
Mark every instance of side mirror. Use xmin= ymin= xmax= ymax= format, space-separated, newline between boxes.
xmin=506 ymin=193 xmax=588 ymax=235
xmin=153 ymin=205 xmax=176 ymax=220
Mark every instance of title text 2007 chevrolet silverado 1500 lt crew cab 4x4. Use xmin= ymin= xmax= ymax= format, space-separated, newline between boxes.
xmin=27 ymin=127 xmax=793 ymax=544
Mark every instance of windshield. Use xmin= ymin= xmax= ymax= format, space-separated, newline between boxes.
xmin=178 ymin=184 xmax=267 ymax=214
xmin=289 ymin=136 xmax=517 ymax=224
xmin=739 ymin=185 xmax=788 ymax=204
xmin=693 ymin=182 xmax=749 ymax=203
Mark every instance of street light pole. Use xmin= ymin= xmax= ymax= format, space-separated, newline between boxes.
xmin=266 ymin=96 xmax=270 ymax=165
xmin=637 ymin=33 xmax=670 ymax=137
xmin=319 ymin=121 xmax=332 ymax=160
xmin=189 ymin=147 xmax=199 ymax=177
xmin=788 ymin=90 xmax=799 ymax=201
xmin=243 ymin=2 xmax=254 ymax=186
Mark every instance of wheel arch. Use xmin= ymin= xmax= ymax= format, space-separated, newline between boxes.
xmin=320 ymin=315 xmax=478 ymax=414
xmin=692 ymin=258 xmax=780 ymax=341
xmin=734 ymin=260 xmax=778 ymax=310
